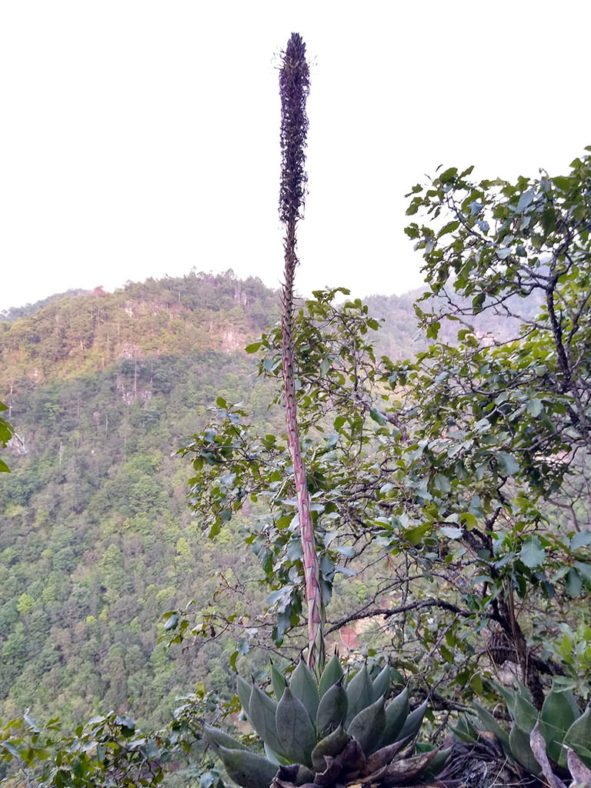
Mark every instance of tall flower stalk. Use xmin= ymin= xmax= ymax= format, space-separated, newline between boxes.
xmin=279 ymin=33 xmax=324 ymax=673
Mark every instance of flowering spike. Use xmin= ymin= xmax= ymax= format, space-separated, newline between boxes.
xmin=278 ymin=34 xmax=324 ymax=673
xmin=279 ymin=33 xmax=310 ymax=226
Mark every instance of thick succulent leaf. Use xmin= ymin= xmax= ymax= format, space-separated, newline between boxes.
xmin=423 ymin=746 xmax=451 ymax=778
xmin=529 ymin=723 xmax=566 ymax=788
xmin=316 ymin=678 xmax=347 ymax=736
xmin=276 ymin=686 xmax=317 ymax=767
xmin=540 ymin=688 xmax=580 ymax=763
xmin=271 ymin=663 xmax=288 ymax=701
xmin=563 ymin=706 xmax=591 ymax=768
xmin=249 ymin=685 xmax=283 ymax=756
xmin=516 ymin=679 xmax=534 ymax=704
xmin=204 ymin=725 xmax=248 ymax=751
xmin=566 ymin=747 xmax=591 ymax=786
xmin=347 ymin=696 xmax=385 ymax=756
xmin=332 ymin=737 xmax=366 ymax=781
xmin=311 ymin=725 xmax=351 ymax=773
xmin=237 ymin=675 xmax=253 ymax=717
xmin=365 ymin=739 xmax=408 ymax=773
xmin=290 ymin=659 xmax=319 ymax=722
xmin=380 ymin=686 xmax=409 ymax=746
xmin=492 ymin=681 xmax=518 ymax=717
xmin=513 ymin=693 xmax=538 ymax=733
xmin=318 ymin=653 xmax=344 ymax=697
xmin=451 ymin=715 xmax=479 ymax=743
xmin=216 ymin=745 xmax=278 ymax=788
xmin=396 ymin=699 xmax=427 ymax=742
xmin=509 ymin=722 xmax=541 ymax=774
xmin=345 ymin=665 xmax=373 ymax=726
xmin=380 ymin=749 xmax=440 ymax=785
xmin=372 ymin=663 xmax=391 ymax=701
xmin=473 ymin=703 xmax=510 ymax=753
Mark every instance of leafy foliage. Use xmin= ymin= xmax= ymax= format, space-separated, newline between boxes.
xmin=186 ymin=150 xmax=591 ymax=714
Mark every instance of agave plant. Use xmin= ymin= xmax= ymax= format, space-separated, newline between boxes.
xmin=455 ymin=681 xmax=591 ymax=784
xmin=204 ymin=655 xmax=448 ymax=788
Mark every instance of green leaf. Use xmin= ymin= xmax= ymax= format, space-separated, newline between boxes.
xmin=566 ymin=568 xmax=583 ymax=597
xmin=270 ymin=664 xmax=287 ymax=701
xmin=316 ymin=678 xmax=347 ymax=736
xmin=345 ymin=665 xmax=373 ymax=726
xmin=509 ymin=723 xmax=540 ymax=773
xmin=347 ymin=696 xmax=385 ymax=755
xmin=215 ymin=745 xmax=278 ymax=788
xmin=237 ymin=676 xmax=253 ymax=716
xmin=245 ymin=342 xmax=262 ymax=353
xmin=439 ymin=525 xmax=463 ymax=540
xmin=275 ymin=687 xmax=316 ymax=766
xmin=571 ymin=530 xmax=591 ymax=550
xmin=404 ymin=523 xmax=430 ymax=546
xmin=564 ymin=706 xmax=591 ymax=767
xmin=438 ymin=220 xmax=459 ymax=237
xmin=434 ymin=474 xmax=451 ymax=493
xmin=319 ymin=653 xmax=344 ymax=696
xmin=372 ymin=663 xmax=392 ymax=701
xmin=540 ymin=689 xmax=580 ymax=762
xmin=289 ymin=659 xmax=319 ymax=722
xmin=439 ymin=167 xmax=458 ymax=184
xmin=496 ymin=452 xmax=520 ymax=476
xmin=397 ymin=699 xmax=427 ymax=742
xmin=473 ymin=703 xmax=510 ymax=752
xmin=526 ymin=398 xmax=543 ymax=417
xmin=520 ymin=537 xmax=546 ymax=569
xmin=380 ymin=687 xmax=409 ymax=746
xmin=249 ymin=685 xmax=283 ymax=755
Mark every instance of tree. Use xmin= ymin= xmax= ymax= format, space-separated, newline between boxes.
xmin=185 ymin=150 xmax=591 ymax=711
xmin=0 ymin=401 xmax=14 ymax=473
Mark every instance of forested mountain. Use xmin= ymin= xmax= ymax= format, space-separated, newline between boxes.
xmin=0 ymin=271 xmax=282 ymax=727
xmin=0 ymin=271 xmax=432 ymax=730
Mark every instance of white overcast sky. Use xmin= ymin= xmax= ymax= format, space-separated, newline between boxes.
xmin=1 ymin=1 xmax=590 ymax=312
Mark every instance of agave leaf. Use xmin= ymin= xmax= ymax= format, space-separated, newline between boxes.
xmin=509 ymin=722 xmax=541 ymax=774
xmin=423 ymin=746 xmax=451 ymax=778
xmin=271 ymin=663 xmax=288 ymax=701
xmin=513 ymin=693 xmax=538 ymax=733
xmin=345 ymin=665 xmax=373 ymax=726
xmin=216 ymin=745 xmax=278 ymax=788
xmin=316 ymin=678 xmax=347 ymax=737
xmin=365 ymin=739 xmax=408 ymax=773
xmin=396 ymin=699 xmax=427 ymax=742
xmin=380 ymin=686 xmax=409 ymax=746
xmin=249 ymin=685 xmax=283 ymax=756
xmin=318 ymin=653 xmax=344 ymax=697
xmin=290 ymin=659 xmax=319 ymax=722
xmin=347 ymin=696 xmax=385 ymax=755
xmin=473 ymin=703 xmax=510 ymax=753
xmin=276 ymin=686 xmax=317 ymax=767
xmin=451 ymin=715 xmax=479 ymax=743
xmin=237 ymin=675 xmax=253 ymax=716
xmin=563 ymin=706 xmax=591 ymax=768
xmin=372 ymin=663 xmax=391 ymax=701
xmin=491 ymin=681 xmax=519 ymax=717
xmin=204 ymin=725 xmax=248 ymax=751
xmin=540 ymin=688 xmax=580 ymax=763
xmin=530 ymin=723 xmax=566 ymax=788
xmin=334 ymin=737 xmax=366 ymax=780
xmin=311 ymin=725 xmax=351 ymax=773
xmin=381 ymin=749 xmax=440 ymax=785
xmin=566 ymin=746 xmax=591 ymax=785
xmin=516 ymin=679 xmax=534 ymax=704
